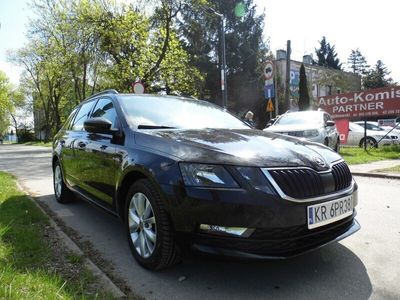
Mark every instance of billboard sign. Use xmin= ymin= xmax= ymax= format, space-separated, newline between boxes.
xmin=318 ymin=86 xmax=400 ymax=119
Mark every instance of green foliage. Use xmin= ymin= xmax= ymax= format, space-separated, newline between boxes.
xmin=298 ymin=63 xmax=309 ymax=111
xmin=179 ymin=0 xmax=268 ymax=113
xmin=363 ymin=60 xmax=394 ymax=89
xmin=314 ymin=36 xmax=341 ymax=70
xmin=340 ymin=145 xmax=400 ymax=164
xmin=12 ymin=0 xmax=206 ymax=139
xmin=0 ymin=171 xmax=112 ymax=299
xmin=347 ymin=48 xmax=369 ymax=75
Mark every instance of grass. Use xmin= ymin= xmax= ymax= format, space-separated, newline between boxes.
xmin=340 ymin=145 xmax=400 ymax=165
xmin=0 ymin=171 xmax=112 ymax=299
xmin=23 ymin=141 xmax=53 ymax=147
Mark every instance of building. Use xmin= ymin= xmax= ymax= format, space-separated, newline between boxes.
xmin=274 ymin=50 xmax=361 ymax=113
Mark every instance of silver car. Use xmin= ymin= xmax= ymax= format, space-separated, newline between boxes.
xmin=264 ymin=111 xmax=340 ymax=152
xmin=348 ymin=122 xmax=394 ymax=147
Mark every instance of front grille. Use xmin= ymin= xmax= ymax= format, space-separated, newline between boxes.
xmin=269 ymin=168 xmax=325 ymax=199
xmin=269 ymin=161 xmax=352 ymax=199
xmin=331 ymin=161 xmax=352 ymax=191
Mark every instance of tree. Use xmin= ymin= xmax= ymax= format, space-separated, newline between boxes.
xmin=11 ymin=0 xmax=204 ymax=139
xmin=0 ymin=70 xmax=26 ymax=141
xmin=363 ymin=60 xmax=394 ymax=89
xmin=298 ymin=63 xmax=309 ymax=110
xmin=179 ymin=0 xmax=268 ymax=114
xmin=347 ymin=49 xmax=369 ymax=75
xmin=314 ymin=36 xmax=341 ymax=70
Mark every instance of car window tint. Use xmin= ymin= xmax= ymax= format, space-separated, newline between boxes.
xmin=72 ymin=101 xmax=95 ymax=131
xmin=64 ymin=107 xmax=78 ymax=130
xmin=91 ymin=98 xmax=119 ymax=130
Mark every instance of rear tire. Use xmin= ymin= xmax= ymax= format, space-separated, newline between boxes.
xmin=53 ymin=160 xmax=74 ymax=204
xmin=125 ymin=179 xmax=180 ymax=270
xmin=335 ymin=139 xmax=340 ymax=153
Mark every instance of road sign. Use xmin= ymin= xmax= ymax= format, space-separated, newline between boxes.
xmin=265 ymin=79 xmax=273 ymax=86
xmin=265 ymin=84 xmax=275 ymax=98
xmin=266 ymin=99 xmax=274 ymax=112
xmin=132 ymin=81 xmax=145 ymax=94
xmin=264 ymin=60 xmax=274 ymax=80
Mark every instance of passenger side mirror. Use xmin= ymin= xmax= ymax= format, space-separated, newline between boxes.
xmin=84 ymin=117 xmax=114 ymax=134
xmin=326 ymin=120 xmax=335 ymax=127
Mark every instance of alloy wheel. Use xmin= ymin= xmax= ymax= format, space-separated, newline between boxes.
xmin=128 ymin=192 xmax=157 ymax=258
xmin=54 ymin=165 xmax=62 ymax=199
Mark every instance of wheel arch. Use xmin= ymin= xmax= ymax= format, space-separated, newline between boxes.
xmin=116 ymin=169 xmax=152 ymax=219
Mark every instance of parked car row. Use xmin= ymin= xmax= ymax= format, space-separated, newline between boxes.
xmin=264 ymin=111 xmax=399 ymax=149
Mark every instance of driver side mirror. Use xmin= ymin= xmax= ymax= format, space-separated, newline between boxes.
xmin=326 ymin=120 xmax=335 ymax=127
xmin=84 ymin=117 xmax=114 ymax=134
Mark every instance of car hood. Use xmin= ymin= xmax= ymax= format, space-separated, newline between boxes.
xmin=265 ymin=124 xmax=322 ymax=132
xmin=135 ymin=129 xmax=342 ymax=170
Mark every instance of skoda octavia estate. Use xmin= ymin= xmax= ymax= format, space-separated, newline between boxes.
xmin=52 ymin=90 xmax=360 ymax=270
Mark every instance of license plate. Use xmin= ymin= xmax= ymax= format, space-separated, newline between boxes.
xmin=307 ymin=195 xmax=353 ymax=229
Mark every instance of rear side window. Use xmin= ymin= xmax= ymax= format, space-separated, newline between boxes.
xmin=63 ymin=107 xmax=78 ymax=130
xmin=71 ymin=101 xmax=95 ymax=131
xmin=91 ymin=98 xmax=119 ymax=130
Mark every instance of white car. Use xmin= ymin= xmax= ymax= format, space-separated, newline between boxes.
xmin=347 ymin=122 xmax=394 ymax=148
xmin=354 ymin=121 xmax=400 ymax=144
xmin=264 ymin=111 xmax=340 ymax=152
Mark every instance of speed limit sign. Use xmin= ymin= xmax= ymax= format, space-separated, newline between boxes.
xmin=264 ymin=60 xmax=274 ymax=80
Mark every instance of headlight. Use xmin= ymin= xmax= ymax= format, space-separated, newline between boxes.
xmin=236 ymin=167 xmax=276 ymax=195
xmin=180 ymin=163 xmax=239 ymax=188
xmin=303 ymin=129 xmax=319 ymax=137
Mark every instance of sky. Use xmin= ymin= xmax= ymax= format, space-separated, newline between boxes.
xmin=0 ymin=0 xmax=399 ymax=85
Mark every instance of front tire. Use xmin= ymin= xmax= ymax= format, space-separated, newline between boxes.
xmin=359 ymin=137 xmax=377 ymax=148
xmin=53 ymin=160 xmax=74 ymax=203
xmin=125 ymin=179 xmax=180 ymax=270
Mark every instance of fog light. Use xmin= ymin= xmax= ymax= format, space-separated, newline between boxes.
xmin=199 ymin=224 xmax=254 ymax=237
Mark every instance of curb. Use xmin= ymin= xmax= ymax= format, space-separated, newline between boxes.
xmin=16 ymin=182 xmax=126 ymax=299
xmin=351 ymin=172 xmax=400 ymax=180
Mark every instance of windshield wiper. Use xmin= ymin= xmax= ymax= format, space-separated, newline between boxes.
xmin=137 ymin=125 xmax=177 ymax=130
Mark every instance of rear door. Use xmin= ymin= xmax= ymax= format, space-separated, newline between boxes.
xmin=63 ymin=100 xmax=96 ymax=188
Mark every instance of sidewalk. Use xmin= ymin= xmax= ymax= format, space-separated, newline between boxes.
xmin=349 ymin=159 xmax=400 ymax=180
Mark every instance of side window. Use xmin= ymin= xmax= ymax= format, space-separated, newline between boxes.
xmin=64 ymin=107 xmax=78 ymax=130
xmin=71 ymin=101 xmax=95 ymax=131
xmin=91 ymin=98 xmax=119 ymax=130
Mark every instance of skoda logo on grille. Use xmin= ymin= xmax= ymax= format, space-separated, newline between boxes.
xmin=313 ymin=156 xmax=326 ymax=168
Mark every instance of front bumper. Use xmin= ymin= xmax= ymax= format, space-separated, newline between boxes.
xmin=191 ymin=213 xmax=360 ymax=259
xmin=163 ymin=178 xmax=359 ymax=259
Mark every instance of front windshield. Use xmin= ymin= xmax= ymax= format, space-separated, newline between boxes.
xmin=119 ymin=95 xmax=249 ymax=129
xmin=276 ymin=112 xmax=323 ymax=125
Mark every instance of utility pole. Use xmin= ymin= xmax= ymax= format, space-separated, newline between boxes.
xmin=220 ymin=17 xmax=228 ymax=108
xmin=207 ymin=7 xmax=228 ymax=109
xmin=284 ymin=40 xmax=291 ymax=112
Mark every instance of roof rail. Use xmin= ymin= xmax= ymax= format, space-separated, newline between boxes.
xmin=87 ymin=89 xmax=118 ymax=100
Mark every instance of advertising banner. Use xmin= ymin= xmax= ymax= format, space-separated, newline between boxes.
xmin=318 ymin=86 xmax=400 ymax=119
xmin=335 ymin=119 xmax=350 ymax=144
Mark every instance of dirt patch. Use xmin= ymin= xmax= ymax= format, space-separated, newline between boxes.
xmin=37 ymin=199 xmax=142 ymax=299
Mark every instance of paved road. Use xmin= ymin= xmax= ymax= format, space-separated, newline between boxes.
xmin=1 ymin=144 xmax=399 ymax=299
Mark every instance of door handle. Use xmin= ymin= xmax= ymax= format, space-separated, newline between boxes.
xmin=100 ymin=145 xmax=107 ymax=150
xmin=77 ymin=141 xmax=87 ymax=149
xmin=60 ymin=139 xmax=65 ymax=145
